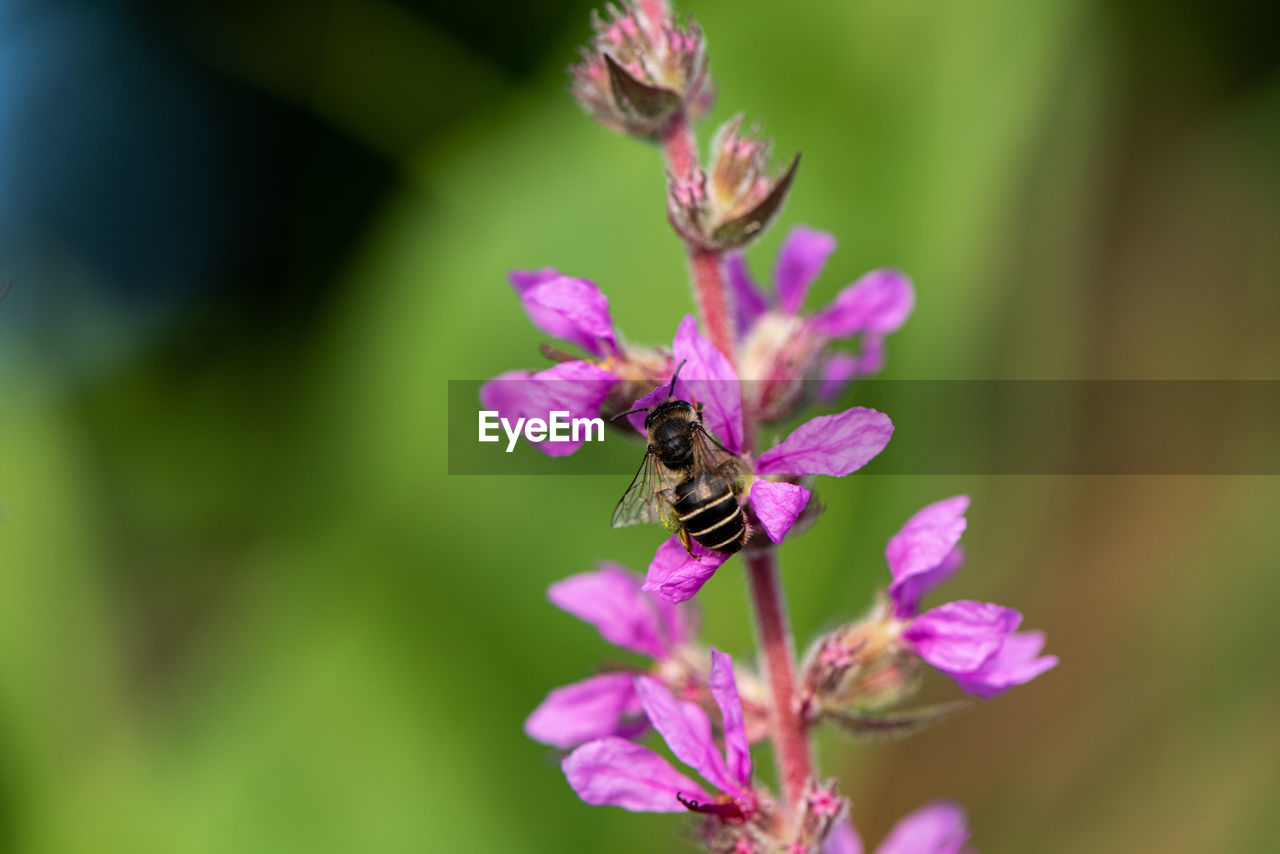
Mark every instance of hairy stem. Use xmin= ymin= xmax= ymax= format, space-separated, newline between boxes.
xmin=662 ymin=110 xmax=696 ymax=180
xmin=689 ymin=248 xmax=736 ymax=361
xmin=662 ymin=113 xmax=736 ymax=361
xmin=746 ymin=549 xmax=813 ymax=813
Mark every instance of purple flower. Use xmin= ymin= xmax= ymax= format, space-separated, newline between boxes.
xmin=824 ymin=801 xmax=974 ymax=854
xmin=525 ymin=564 xmax=695 ymax=748
xmin=878 ymin=497 xmax=1057 ymax=697
xmin=632 ymin=316 xmax=895 ymax=603
xmin=729 ymin=225 xmax=915 ymax=414
xmin=482 ymin=270 xmax=625 ymax=456
xmin=562 ymin=649 xmax=758 ymax=819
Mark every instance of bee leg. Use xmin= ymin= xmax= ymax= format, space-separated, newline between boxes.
xmin=678 ymin=527 xmax=701 ymax=561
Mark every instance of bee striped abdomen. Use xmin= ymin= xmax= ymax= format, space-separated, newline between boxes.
xmin=673 ymin=472 xmax=746 ymax=555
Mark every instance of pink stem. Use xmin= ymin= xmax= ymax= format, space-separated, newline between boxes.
xmin=746 ymin=549 xmax=813 ymax=812
xmin=689 ymin=248 xmax=736 ymax=362
xmin=662 ymin=113 xmax=736 ymax=361
xmin=662 ymin=111 xmax=696 ymax=180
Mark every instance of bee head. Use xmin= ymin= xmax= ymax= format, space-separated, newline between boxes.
xmin=643 ymin=398 xmax=698 ymax=431
xmin=610 ymin=359 xmax=696 ymax=430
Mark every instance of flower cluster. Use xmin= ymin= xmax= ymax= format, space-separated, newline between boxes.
xmin=490 ymin=2 xmax=1059 ymax=851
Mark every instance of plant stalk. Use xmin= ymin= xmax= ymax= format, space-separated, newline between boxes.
xmin=660 ymin=97 xmax=809 ymax=813
xmin=746 ymin=548 xmax=813 ymax=813
xmin=662 ymin=112 xmax=736 ymax=361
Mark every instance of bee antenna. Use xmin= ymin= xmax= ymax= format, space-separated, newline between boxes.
xmin=610 ymin=407 xmax=649 ymax=423
xmin=668 ymin=359 xmax=687 ymax=398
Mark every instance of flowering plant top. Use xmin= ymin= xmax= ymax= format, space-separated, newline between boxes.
xmin=484 ymin=1 xmax=1059 ymax=850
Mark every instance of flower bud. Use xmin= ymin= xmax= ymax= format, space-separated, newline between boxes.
xmin=784 ymin=780 xmax=847 ymax=854
xmin=800 ymin=596 xmax=925 ymax=719
xmin=569 ymin=3 xmax=714 ymax=139
xmin=667 ymin=116 xmax=800 ymax=250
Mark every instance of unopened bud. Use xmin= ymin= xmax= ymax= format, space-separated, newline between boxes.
xmin=666 ymin=115 xmax=799 ymax=250
xmin=569 ymin=3 xmax=714 ymax=140
xmin=800 ymin=595 xmax=924 ymax=719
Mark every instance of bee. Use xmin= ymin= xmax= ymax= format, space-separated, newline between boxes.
xmin=611 ymin=362 xmax=749 ymax=557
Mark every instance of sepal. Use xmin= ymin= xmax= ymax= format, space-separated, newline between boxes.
xmin=569 ymin=3 xmax=714 ymax=139
xmin=820 ymin=701 xmax=971 ymax=741
xmin=666 ymin=117 xmax=800 ymax=250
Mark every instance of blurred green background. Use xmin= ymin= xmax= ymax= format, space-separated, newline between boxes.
xmin=1 ymin=0 xmax=1278 ymax=851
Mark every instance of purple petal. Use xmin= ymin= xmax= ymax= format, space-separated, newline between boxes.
xmin=749 ymin=480 xmax=811 ymax=544
xmin=953 ymin=630 xmax=1058 ymax=699
xmin=509 ymin=267 xmax=561 ymax=294
xmin=852 ymin=336 xmax=888 ymax=377
xmin=562 ymin=736 xmax=710 ymax=812
xmin=642 ymin=537 xmax=728 ymax=604
xmin=822 ymin=816 xmax=865 ymax=854
xmin=774 ymin=226 xmax=836 ymax=314
xmin=727 ymin=253 xmax=768 ymax=336
xmin=524 ymin=673 xmax=642 ymax=749
xmin=480 ymin=361 xmax=619 ymax=457
xmin=816 ymin=352 xmax=862 ymax=403
xmin=672 ymin=314 xmax=744 ymax=453
xmin=548 ymin=564 xmax=672 ymax=659
xmin=885 ymin=496 xmax=970 ymax=618
xmin=755 ymin=407 xmax=893 ymax=476
xmin=808 ymin=268 xmax=915 ymax=340
xmin=635 ymin=676 xmax=738 ymax=796
xmin=875 ymin=801 xmax=971 ymax=854
xmin=708 ymin=649 xmax=752 ymax=788
xmin=905 ymin=601 xmax=1021 ymax=676
xmin=510 ymin=270 xmax=618 ymax=358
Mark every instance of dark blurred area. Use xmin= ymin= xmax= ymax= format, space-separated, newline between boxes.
xmin=0 ymin=0 xmax=600 ymax=373
xmin=1 ymin=0 xmax=1277 ymax=852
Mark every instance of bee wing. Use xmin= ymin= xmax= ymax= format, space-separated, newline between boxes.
xmin=690 ymin=425 xmax=745 ymax=482
xmin=611 ymin=450 xmax=678 ymax=528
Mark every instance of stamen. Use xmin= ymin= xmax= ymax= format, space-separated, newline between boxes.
xmin=675 ymin=792 xmax=746 ymax=822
